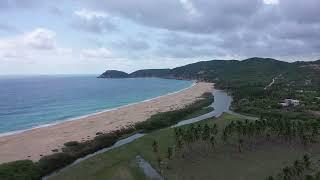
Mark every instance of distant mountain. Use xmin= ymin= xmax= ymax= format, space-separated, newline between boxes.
xmin=98 ymin=57 xmax=320 ymax=87
xmin=98 ymin=70 xmax=129 ymax=78
xmin=130 ymin=69 xmax=173 ymax=78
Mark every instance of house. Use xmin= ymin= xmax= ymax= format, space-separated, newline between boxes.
xmin=280 ymin=99 xmax=300 ymax=107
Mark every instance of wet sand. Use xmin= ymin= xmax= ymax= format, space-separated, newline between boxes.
xmin=0 ymin=82 xmax=213 ymax=163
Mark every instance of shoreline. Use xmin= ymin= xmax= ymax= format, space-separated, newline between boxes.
xmin=0 ymin=82 xmax=213 ymax=163
xmin=0 ymin=82 xmax=196 ymax=138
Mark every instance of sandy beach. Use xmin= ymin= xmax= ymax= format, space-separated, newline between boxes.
xmin=0 ymin=82 xmax=213 ymax=163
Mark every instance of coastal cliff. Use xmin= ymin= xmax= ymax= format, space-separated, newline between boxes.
xmin=98 ymin=70 xmax=129 ymax=78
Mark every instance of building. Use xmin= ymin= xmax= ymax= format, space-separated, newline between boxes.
xmin=280 ymin=99 xmax=300 ymax=107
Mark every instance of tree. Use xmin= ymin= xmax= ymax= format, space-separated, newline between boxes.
xmin=202 ymin=124 xmax=210 ymax=141
xmin=293 ymin=160 xmax=304 ymax=176
xmin=167 ymin=147 xmax=173 ymax=160
xmin=282 ymin=166 xmax=292 ymax=180
xmin=238 ymin=138 xmax=244 ymax=152
xmin=305 ymin=175 xmax=314 ymax=180
xmin=265 ymin=176 xmax=274 ymax=180
xmin=210 ymin=136 xmax=216 ymax=149
xmin=176 ymin=137 xmax=183 ymax=152
xmin=152 ymin=140 xmax=159 ymax=153
xmin=303 ymin=154 xmax=311 ymax=169
xmin=211 ymin=124 xmax=218 ymax=135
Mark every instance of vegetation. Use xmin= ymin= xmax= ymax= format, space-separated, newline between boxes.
xmin=0 ymin=160 xmax=41 ymax=180
xmin=99 ymin=58 xmax=320 ymax=87
xmin=0 ymin=127 xmax=134 ymax=180
xmin=98 ymin=70 xmax=129 ymax=78
xmin=135 ymin=92 xmax=214 ymax=131
xmin=164 ymin=116 xmax=320 ymax=163
xmin=47 ymin=113 xmax=320 ymax=180
xmin=266 ymin=154 xmax=320 ymax=180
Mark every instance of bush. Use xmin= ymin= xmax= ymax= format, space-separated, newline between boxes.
xmin=36 ymin=130 xmax=125 ymax=176
xmin=0 ymin=160 xmax=41 ymax=180
xmin=38 ymin=153 xmax=75 ymax=176
xmin=136 ymin=92 xmax=214 ymax=131
xmin=64 ymin=141 xmax=80 ymax=147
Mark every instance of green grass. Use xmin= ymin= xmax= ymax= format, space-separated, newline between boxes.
xmin=48 ymin=122 xmax=177 ymax=180
xmin=49 ymin=113 xmax=320 ymax=180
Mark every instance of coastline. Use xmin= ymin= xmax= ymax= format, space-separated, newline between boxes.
xmin=0 ymin=81 xmax=196 ymax=138
xmin=0 ymin=82 xmax=213 ymax=164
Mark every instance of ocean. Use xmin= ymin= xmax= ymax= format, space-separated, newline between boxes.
xmin=0 ymin=75 xmax=193 ymax=134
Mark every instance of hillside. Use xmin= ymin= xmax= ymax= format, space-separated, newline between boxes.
xmin=99 ymin=57 xmax=320 ymax=87
xmin=98 ymin=70 xmax=129 ymax=78
xmin=130 ymin=69 xmax=172 ymax=78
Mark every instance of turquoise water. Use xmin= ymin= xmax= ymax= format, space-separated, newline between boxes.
xmin=0 ymin=76 xmax=193 ymax=134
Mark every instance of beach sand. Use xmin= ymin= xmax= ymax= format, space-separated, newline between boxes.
xmin=0 ymin=82 xmax=213 ymax=163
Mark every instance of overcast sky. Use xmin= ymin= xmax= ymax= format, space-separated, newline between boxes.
xmin=0 ymin=0 xmax=319 ymax=75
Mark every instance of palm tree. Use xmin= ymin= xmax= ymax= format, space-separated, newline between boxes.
xmin=314 ymin=172 xmax=320 ymax=180
xmin=202 ymin=124 xmax=210 ymax=141
xmin=222 ymin=130 xmax=228 ymax=143
xmin=304 ymin=175 xmax=314 ymax=180
xmin=282 ymin=166 xmax=291 ymax=180
xmin=238 ymin=138 xmax=244 ymax=152
xmin=152 ymin=140 xmax=159 ymax=153
xmin=265 ymin=176 xmax=274 ymax=180
xmin=167 ymin=147 xmax=173 ymax=160
xmin=211 ymin=124 xmax=218 ymax=136
xmin=176 ymin=137 xmax=183 ymax=152
xmin=303 ymin=154 xmax=311 ymax=169
xmin=293 ymin=160 xmax=304 ymax=176
xmin=210 ymin=136 xmax=216 ymax=150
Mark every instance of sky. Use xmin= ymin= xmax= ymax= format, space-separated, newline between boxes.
xmin=0 ymin=0 xmax=319 ymax=75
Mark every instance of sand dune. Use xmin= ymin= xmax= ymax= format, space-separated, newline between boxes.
xmin=0 ymin=82 xmax=213 ymax=163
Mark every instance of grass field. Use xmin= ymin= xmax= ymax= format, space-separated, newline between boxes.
xmin=49 ymin=113 xmax=320 ymax=180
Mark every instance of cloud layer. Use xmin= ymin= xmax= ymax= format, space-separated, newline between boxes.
xmin=83 ymin=0 xmax=320 ymax=59
xmin=0 ymin=0 xmax=319 ymax=74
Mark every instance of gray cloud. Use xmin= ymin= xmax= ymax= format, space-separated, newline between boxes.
xmin=84 ymin=0 xmax=263 ymax=34
xmin=279 ymin=0 xmax=320 ymax=24
xmin=81 ymin=0 xmax=320 ymax=60
xmin=2 ymin=0 xmax=320 ymax=64
xmin=111 ymin=38 xmax=150 ymax=51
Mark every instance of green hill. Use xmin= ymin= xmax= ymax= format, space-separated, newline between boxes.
xmin=98 ymin=70 xmax=129 ymax=78
xmin=99 ymin=57 xmax=320 ymax=88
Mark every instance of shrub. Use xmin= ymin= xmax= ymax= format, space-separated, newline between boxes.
xmin=38 ymin=153 xmax=75 ymax=176
xmin=64 ymin=141 xmax=79 ymax=147
xmin=136 ymin=92 xmax=214 ymax=131
xmin=0 ymin=160 xmax=41 ymax=180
